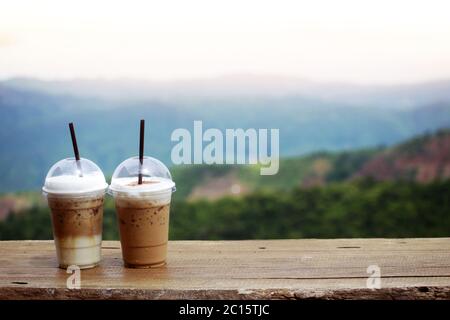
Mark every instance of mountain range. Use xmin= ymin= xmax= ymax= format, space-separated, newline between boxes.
xmin=1 ymin=76 xmax=450 ymax=192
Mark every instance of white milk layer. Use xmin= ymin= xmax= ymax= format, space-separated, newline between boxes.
xmin=54 ymin=235 xmax=102 ymax=269
xmin=109 ymin=177 xmax=174 ymax=203
xmin=110 ymin=177 xmax=174 ymax=192
xmin=44 ymin=174 xmax=108 ymax=195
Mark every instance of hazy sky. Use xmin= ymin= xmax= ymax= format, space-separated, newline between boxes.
xmin=1 ymin=0 xmax=450 ymax=84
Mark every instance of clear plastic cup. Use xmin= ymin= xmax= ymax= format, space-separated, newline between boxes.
xmin=108 ymin=156 xmax=175 ymax=268
xmin=43 ymin=158 xmax=108 ymax=269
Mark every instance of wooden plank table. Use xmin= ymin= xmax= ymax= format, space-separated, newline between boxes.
xmin=0 ymin=239 xmax=450 ymax=299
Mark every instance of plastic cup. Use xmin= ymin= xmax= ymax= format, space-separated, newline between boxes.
xmin=108 ymin=156 xmax=175 ymax=268
xmin=43 ymin=158 xmax=108 ymax=269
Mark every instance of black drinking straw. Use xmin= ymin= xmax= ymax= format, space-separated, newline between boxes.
xmin=69 ymin=122 xmax=83 ymax=177
xmin=138 ymin=119 xmax=145 ymax=184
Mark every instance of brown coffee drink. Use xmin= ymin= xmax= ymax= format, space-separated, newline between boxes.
xmin=48 ymin=193 xmax=104 ymax=269
xmin=109 ymin=156 xmax=175 ymax=268
xmin=43 ymin=157 xmax=108 ymax=270
xmin=115 ymin=197 xmax=170 ymax=267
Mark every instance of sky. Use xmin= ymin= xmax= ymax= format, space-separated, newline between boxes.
xmin=1 ymin=0 xmax=450 ymax=84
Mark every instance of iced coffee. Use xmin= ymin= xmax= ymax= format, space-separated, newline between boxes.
xmin=43 ymin=158 xmax=108 ymax=269
xmin=109 ymin=156 xmax=175 ymax=268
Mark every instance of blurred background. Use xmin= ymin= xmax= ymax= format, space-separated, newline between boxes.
xmin=1 ymin=0 xmax=450 ymax=240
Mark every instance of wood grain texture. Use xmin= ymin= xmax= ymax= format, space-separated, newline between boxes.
xmin=1 ymin=239 xmax=450 ymax=299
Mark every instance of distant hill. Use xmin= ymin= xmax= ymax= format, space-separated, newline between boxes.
xmin=6 ymin=76 xmax=450 ymax=110
xmin=1 ymin=78 xmax=450 ymax=192
xmin=354 ymin=129 xmax=450 ymax=182
xmin=173 ymin=129 xmax=450 ymax=200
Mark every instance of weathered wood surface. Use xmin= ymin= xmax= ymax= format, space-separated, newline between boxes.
xmin=0 ymin=239 xmax=450 ymax=299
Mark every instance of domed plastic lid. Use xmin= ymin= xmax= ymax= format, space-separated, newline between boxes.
xmin=109 ymin=156 xmax=175 ymax=196
xmin=43 ymin=158 xmax=108 ymax=195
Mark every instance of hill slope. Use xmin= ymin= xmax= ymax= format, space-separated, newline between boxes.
xmin=173 ymin=129 xmax=450 ymax=200
xmin=354 ymin=129 xmax=450 ymax=182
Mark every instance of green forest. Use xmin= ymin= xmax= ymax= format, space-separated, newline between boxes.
xmin=2 ymin=130 xmax=449 ymax=240
xmin=1 ymin=178 xmax=449 ymax=240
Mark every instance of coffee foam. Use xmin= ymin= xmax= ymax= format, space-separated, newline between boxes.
xmin=109 ymin=177 xmax=175 ymax=197
xmin=43 ymin=173 xmax=108 ymax=195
